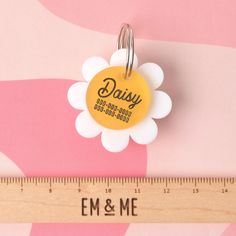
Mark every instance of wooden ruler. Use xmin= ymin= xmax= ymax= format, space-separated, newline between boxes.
xmin=0 ymin=177 xmax=236 ymax=223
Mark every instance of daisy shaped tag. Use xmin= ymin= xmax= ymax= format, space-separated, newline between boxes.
xmin=67 ymin=48 xmax=172 ymax=152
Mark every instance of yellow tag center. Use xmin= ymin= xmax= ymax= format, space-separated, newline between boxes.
xmin=86 ymin=66 xmax=152 ymax=130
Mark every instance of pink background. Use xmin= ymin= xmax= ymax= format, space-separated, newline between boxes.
xmin=0 ymin=0 xmax=236 ymax=235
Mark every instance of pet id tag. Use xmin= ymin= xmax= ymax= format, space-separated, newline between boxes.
xmin=68 ymin=24 xmax=172 ymax=152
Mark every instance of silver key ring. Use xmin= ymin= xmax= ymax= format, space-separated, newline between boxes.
xmin=117 ymin=23 xmax=134 ymax=79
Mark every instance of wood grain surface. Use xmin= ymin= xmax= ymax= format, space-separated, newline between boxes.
xmin=0 ymin=177 xmax=235 ymax=223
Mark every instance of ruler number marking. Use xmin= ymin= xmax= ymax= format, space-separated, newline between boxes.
xmin=134 ymin=188 xmax=141 ymax=194
xmin=105 ymin=188 xmax=112 ymax=193
xmin=221 ymin=188 xmax=228 ymax=193
xmin=193 ymin=188 xmax=199 ymax=194
xmin=163 ymin=188 xmax=170 ymax=194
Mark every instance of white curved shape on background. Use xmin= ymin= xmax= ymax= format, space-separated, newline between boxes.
xmin=0 ymin=152 xmax=32 ymax=236
xmin=0 ymin=152 xmax=24 ymax=176
xmin=0 ymin=0 xmax=235 ymax=82
xmin=125 ymin=224 xmax=229 ymax=236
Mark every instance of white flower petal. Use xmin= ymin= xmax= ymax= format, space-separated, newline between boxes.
xmin=130 ymin=118 xmax=158 ymax=144
xmin=75 ymin=111 xmax=102 ymax=138
xmin=137 ymin=63 xmax=164 ymax=89
xmin=82 ymin=56 xmax=109 ymax=82
xmin=110 ymin=49 xmax=138 ymax=68
xmin=67 ymin=82 xmax=88 ymax=110
xmin=101 ymin=129 xmax=130 ymax=152
xmin=150 ymin=91 xmax=172 ymax=119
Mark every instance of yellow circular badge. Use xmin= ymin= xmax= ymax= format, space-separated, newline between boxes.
xmin=86 ymin=66 xmax=152 ymax=130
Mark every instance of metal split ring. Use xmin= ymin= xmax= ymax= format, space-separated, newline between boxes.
xmin=117 ymin=23 xmax=134 ymax=79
